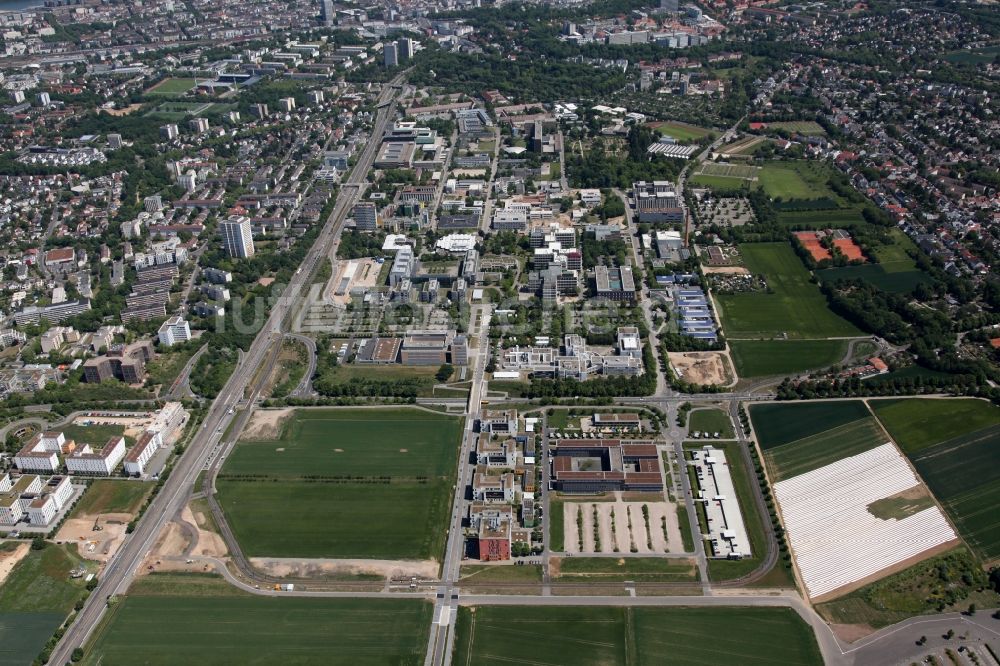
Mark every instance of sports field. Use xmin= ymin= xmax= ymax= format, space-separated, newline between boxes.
xmin=653 ymin=121 xmax=714 ymax=142
xmin=218 ymin=408 xmax=463 ymax=560
xmin=82 ymin=575 xmax=431 ymax=665
xmin=764 ymin=415 xmax=887 ymax=483
xmin=689 ymin=174 xmax=753 ymax=191
xmin=452 ymin=605 xmax=822 ymax=666
xmin=750 ymin=400 xmax=872 ymax=449
xmin=729 ymin=339 xmax=848 ymax=378
xmin=775 ymin=207 xmax=866 ymax=228
xmin=756 ymin=162 xmax=836 ymax=201
xmin=145 ymin=78 xmax=198 ymax=95
xmin=715 ymin=243 xmax=860 ymax=339
xmin=687 ymin=408 xmax=734 ymax=438
xmin=0 ymin=544 xmax=92 ymax=666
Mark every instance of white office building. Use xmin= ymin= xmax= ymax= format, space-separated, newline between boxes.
xmin=66 ymin=437 xmax=127 ymax=476
xmin=158 ymin=316 xmax=191 ymax=347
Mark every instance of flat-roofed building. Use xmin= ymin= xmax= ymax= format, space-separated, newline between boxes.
xmin=356 ymin=337 xmax=402 ymax=364
xmin=472 ymin=472 xmax=520 ymax=503
xmin=476 ymin=436 xmax=518 ymax=468
xmin=157 ymin=316 xmax=191 ymax=347
xmin=13 ymin=433 xmax=62 ymax=473
xmin=595 ymin=265 xmax=636 ymax=301
xmin=480 ymin=409 xmax=518 ymax=435
xmin=550 ymin=439 xmax=663 ymax=492
xmin=65 ymin=437 xmax=126 ymax=476
xmin=124 ymin=432 xmax=159 ymax=477
xmin=400 ymin=331 xmax=453 ymax=365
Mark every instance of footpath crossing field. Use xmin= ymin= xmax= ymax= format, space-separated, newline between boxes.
xmin=217 ymin=408 xmax=464 ymax=560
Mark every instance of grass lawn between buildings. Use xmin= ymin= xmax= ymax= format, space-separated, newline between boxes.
xmin=687 ymin=408 xmax=734 ymax=438
xmin=82 ymin=574 xmax=431 ymax=665
xmin=217 ymin=408 xmax=463 ymax=561
xmin=70 ymin=480 xmax=154 ymax=517
xmin=452 ymin=605 xmax=823 ymax=666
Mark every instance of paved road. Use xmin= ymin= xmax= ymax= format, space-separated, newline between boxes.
xmin=284 ymin=333 xmax=317 ymax=397
xmin=426 ymin=304 xmax=492 ymax=666
xmin=47 ymin=75 xmax=406 ymax=666
xmin=165 ymin=343 xmax=207 ymax=400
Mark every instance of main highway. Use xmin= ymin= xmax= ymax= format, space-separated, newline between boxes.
xmin=47 ymin=72 xmax=407 ymax=665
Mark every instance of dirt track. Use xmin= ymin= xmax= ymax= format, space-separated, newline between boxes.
xmin=0 ymin=542 xmax=29 ymax=583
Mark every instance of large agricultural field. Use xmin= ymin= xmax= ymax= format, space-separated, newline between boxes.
xmin=715 ymin=243 xmax=860 ymax=345
xmin=0 ymin=543 xmax=93 ymax=666
xmin=871 ymin=399 xmax=1000 ymax=562
xmin=750 ymin=400 xmax=872 ymax=449
xmin=755 ymin=404 xmax=887 ymax=483
xmin=217 ymin=408 xmax=463 ymax=560
xmin=451 ymin=605 xmax=823 ymax=666
xmin=82 ymin=575 xmax=431 ymax=665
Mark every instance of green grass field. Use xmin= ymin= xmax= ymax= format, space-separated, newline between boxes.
xmin=750 ymin=400 xmax=872 ymax=449
xmin=0 ymin=543 xmax=92 ymax=666
xmin=715 ymin=243 xmax=860 ymax=340
xmin=452 ymin=606 xmax=822 ymax=666
xmin=60 ymin=423 xmax=130 ymax=447
xmin=218 ymin=408 xmax=463 ymax=560
xmin=774 ymin=207 xmax=866 ymax=228
xmin=71 ymin=480 xmax=153 ymax=517
xmin=83 ymin=575 xmax=431 ymax=665
xmin=146 ymin=78 xmax=198 ymax=95
xmin=766 ymin=121 xmax=826 ymax=136
xmin=730 ymin=339 xmax=848 ymax=378
xmin=689 ymin=174 xmax=754 ymax=191
xmin=870 ymin=398 xmax=1000 ymax=454
xmin=757 ymin=162 xmax=836 ymax=201
xmin=654 ymin=121 xmax=714 ymax=142
xmin=554 ymin=557 xmax=699 ymax=582
xmin=687 ymin=408 xmax=734 ymax=438
xmin=818 ymin=264 xmax=930 ymax=293
xmin=315 ymin=364 xmax=444 ymax=397
xmin=764 ymin=416 xmax=887 ymax=482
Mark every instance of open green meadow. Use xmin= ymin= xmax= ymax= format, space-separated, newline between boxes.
xmin=729 ymin=339 xmax=848 ymax=378
xmin=870 ymin=398 xmax=1000 ymax=454
xmin=715 ymin=243 xmax=860 ymax=339
xmin=943 ymin=46 xmax=1000 ymax=64
xmin=764 ymin=415 xmax=887 ymax=483
xmin=687 ymin=408 xmax=734 ymax=438
xmin=71 ymin=480 xmax=153 ymax=517
xmin=146 ymin=77 xmax=198 ymax=95
xmin=750 ymin=400 xmax=872 ymax=449
xmin=452 ymin=605 xmax=822 ymax=666
xmin=0 ymin=543 xmax=92 ymax=666
xmin=689 ymin=174 xmax=753 ymax=191
xmin=218 ymin=408 xmax=463 ymax=560
xmin=83 ymin=575 xmax=431 ymax=665
xmin=757 ymin=162 xmax=836 ymax=201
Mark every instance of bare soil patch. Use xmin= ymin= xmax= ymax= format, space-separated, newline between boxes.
xmin=668 ymin=351 xmax=732 ymax=386
xmin=830 ymin=623 xmax=877 ymax=643
xmin=250 ymin=557 xmax=438 ymax=579
xmin=0 ymin=542 xmax=30 ymax=584
xmin=54 ymin=513 xmax=131 ymax=564
xmin=241 ymin=408 xmax=293 ymax=440
xmin=563 ymin=499 xmax=681 ymax=554
xmin=702 ymin=265 xmax=750 ymax=275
